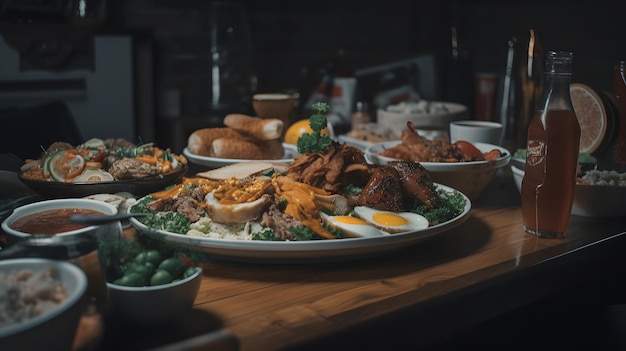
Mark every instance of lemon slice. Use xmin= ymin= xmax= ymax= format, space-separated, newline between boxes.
xmin=570 ymin=83 xmax=607 ymax=154
xmin=48 ymin=151 xmax=86 ymax=182
xmin=72 ymin=169 xmax=114 ymax=183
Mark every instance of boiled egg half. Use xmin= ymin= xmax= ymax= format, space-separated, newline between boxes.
xmin=353 ymin=206 xmax=429 ymax=234
xmin=320 ymin=212 xmax=387 ymax=238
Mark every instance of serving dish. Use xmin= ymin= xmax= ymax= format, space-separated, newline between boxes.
xmin=128 ymin=183 xmax=471 ymax=264
xmin=365 ymin=141 xmax=511 ymax=200
xmin=18 ymin=165 xmax=187 ymax=199
xmin=0 ymin=258 xmax=88 ymax=351
xmin=511 ymin=163 xmax=626 ymax=218
xmin=183 ymin=143 xmax=300 ymax=168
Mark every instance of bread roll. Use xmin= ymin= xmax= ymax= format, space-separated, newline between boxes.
xmin=211 ymin=138 xmax=284 ymax=160
xmin=187 ymin=128 xmax=246 ymax=156
xmin=223 ymin=114 xmax=284 ymax=141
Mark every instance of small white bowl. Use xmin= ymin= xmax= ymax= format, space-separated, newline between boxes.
xmin=106 ymin=266 xmax=202 ymax=325
xmin=510 ymin=163 xmax=626 ymax=217
xmin=365 ymin=141 xmax=511 ymax=200
xmin=1 ymin=198 xmax=121 ymax=245
xmin=377 ymin=101 xmax=469 ymax=137
xmin=0 ymin=258 xmax=88 ymax=350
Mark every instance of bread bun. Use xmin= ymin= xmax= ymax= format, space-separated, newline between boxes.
xmin=188 ymin=128 xmax=247 ymax=156
xmin=223 ymin=114 xmax=284 ymax=141
xmin=211 ymin=138 xmax=284 ymax=160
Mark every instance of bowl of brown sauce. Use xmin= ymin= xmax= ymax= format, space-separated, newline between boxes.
xmin=1 ymin=198 xmax=121 ymax=245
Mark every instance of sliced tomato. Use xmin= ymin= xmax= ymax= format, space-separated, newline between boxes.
xmin=454 ymin=140 xmax=482 ymax=158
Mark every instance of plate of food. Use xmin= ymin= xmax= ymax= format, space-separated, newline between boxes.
xmin=183 ymin=143 xmax=299 ymax=168
xmin=18 ymin=139 xmax=187 ymax=198
xmin=184 ymin=114 xmax=300 ymax=168
xmin=363 ymin=122 xmax=510 ymax=200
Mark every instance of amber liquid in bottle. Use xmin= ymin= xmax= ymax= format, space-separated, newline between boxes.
xmin=522 ymin=109 xmax=580 ymax=237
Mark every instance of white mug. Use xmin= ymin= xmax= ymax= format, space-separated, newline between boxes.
xmin=449 ymin=120 xmax=503 ymax=145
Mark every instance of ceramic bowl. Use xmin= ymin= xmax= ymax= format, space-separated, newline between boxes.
xmin=510 ymin=163 xmax=626 ymax=217
xmin=377 ymin=101 xmax=468 ymax=137
xmin=106 ymin=266 xmax=202 ymax=325
xmin=365 ymin=141 xmax=511 ymax=200
xmin=1 ymin=198 xmax=121 ymax=245
xmin=0 ymin=258 xmax=88 ymax=351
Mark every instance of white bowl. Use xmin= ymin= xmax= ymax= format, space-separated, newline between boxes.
xmin=377 ymin=101 xmax=469 ymax=137
xmin=510 ymin=163 xmax=626 ymax=217
xmin=365 ymin=141 xmax=511 ymax=200
xmin=106 ymin=266 xmax=202 ymax=325
xmin=0 ymin=258 xmax=88 ymax=350
xmin=1 ymin=198 xmax=121 ymax=245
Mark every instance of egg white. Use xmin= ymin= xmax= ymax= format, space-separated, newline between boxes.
xmin=353 ymin=206 xmax=429 ymax=234
xmin=320 ymin=212 xmax=387 ymax=238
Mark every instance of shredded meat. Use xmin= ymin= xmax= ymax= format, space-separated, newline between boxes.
xmin=108 ymin=158 xmax=160 ymax=180
xmin=285 ymin=143 xmax=370 ymax=193
xmin=147 ymin=192 xmax=206 ymax=222
xmin=261 ymin=203 xmax=298 ymax=240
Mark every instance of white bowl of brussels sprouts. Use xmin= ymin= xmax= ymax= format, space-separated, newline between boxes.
xmin=103 ymin=238 xmax=203 ymax=325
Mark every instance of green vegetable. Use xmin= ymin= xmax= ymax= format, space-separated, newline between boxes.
xmin=289 ymin=225 xmax=316 ymax=241
xmin=140 ymin=211 xmax=191 ymax=233
xmin=251 ymin=228 xmax=282 ymax=241
xmin=136 ymin=250 xmax=162 ymax=267
xmin=183 ymin=266 xmax=198 ymax=279
xmin=413 ymin=189 xmax=466 ymax=224
xmin=296 ymin=102 xmax=337 ymax=154
xmin=150 ymin=269 xmax=174 ymax=286
xmin=158 ymin=257 xmax=185 ymax=277
xmin=114 ymin=272 xmax=147 ymax=287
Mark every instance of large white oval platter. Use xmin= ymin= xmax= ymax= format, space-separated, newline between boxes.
xmin=129 ymin=183 xmax=471 ymax=264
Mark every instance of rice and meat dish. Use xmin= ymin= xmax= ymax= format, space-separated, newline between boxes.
xmin=0 ymin=267 xmax=69 ymax=327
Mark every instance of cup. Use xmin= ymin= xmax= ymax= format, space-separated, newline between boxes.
xmin=252 ymin=93 xmax=295 ymax=137
xmin=449 ymin=120 xmax=503 ymax=145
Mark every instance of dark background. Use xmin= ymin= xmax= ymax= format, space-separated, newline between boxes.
xmin=1 ymin=0 xmax=624 ymax=151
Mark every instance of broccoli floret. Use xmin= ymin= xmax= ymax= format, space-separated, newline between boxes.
xmin=296 ymin=102 xmax=337 ymax=154
xmin=140 ymin=211 xmax=191 ymax=234
xmin=251 ymin=228 xmax=283 ymax=241
xmin=413 ymin=190 xmax=466 ymax=224
xmin=289 ymin=225 xmax=316 ymax=241
xmin=130 ymin=195 xmax=155 ymax=214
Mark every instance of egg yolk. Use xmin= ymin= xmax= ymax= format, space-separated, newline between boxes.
xmin=335 ymin=216 xmax=370 ymax=225
xmin=372 ymin=212 xmax=408 ymax=227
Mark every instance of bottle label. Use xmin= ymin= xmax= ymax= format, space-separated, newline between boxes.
xmin=526 ymin=139 xmax=546 ymax=166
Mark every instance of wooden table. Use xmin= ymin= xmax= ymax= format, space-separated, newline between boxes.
xmin=132 ymin=169 xmax=626 ymax=350
xmin=3 ymin=168 xmax=626 ymax=350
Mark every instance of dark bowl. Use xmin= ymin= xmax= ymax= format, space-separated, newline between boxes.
xmin=18 ymin=165 xmax=187 ymax=199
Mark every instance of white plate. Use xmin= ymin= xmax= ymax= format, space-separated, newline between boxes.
xmin=129 ymin=184 xmax=471 ymax=263
xmin=336 ymin=134 xmax=376 ymax=150
xmin=183 ymin=143 xmax=300 ymax=168
xmin=364 ymin=140 xmax=511 ymax=171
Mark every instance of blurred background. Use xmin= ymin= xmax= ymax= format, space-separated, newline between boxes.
xmin=0 ymin=0 xmax=624 ymax=153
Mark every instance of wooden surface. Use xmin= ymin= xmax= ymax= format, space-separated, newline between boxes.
xmin=3 ymin=168 xmax=626 ymax=350
xmin=176 ymin=169 xmax=626 ymax=350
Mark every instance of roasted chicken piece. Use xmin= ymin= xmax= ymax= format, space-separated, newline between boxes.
xmin=388 ymin=160 xmax=442 ymax=209
xmin=357 ymin=166 xmax=405 ymax=211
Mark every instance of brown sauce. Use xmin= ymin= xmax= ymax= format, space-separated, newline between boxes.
xmin=10 ymin=208 xmax=105 ymax=234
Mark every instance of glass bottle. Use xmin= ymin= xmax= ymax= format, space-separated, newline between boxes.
xmin=613 ymin=60 xmax=626 ymax=165
xmin=515 ymin=29 xmax=544 ymax=151
xmin=521 ymin=51 xmax=580 ymax=238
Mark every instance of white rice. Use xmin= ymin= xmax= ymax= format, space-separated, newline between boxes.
xmin=186 ymin=217 xmax=265 ymax=240
xmin=0 ymin=267 xmax=69 ymax=328
xmin=581 ymin=170 xmax=626 ymax=186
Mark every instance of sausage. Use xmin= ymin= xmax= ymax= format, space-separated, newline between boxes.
xmin=223 ymin=114 xmax=284 ymax=141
